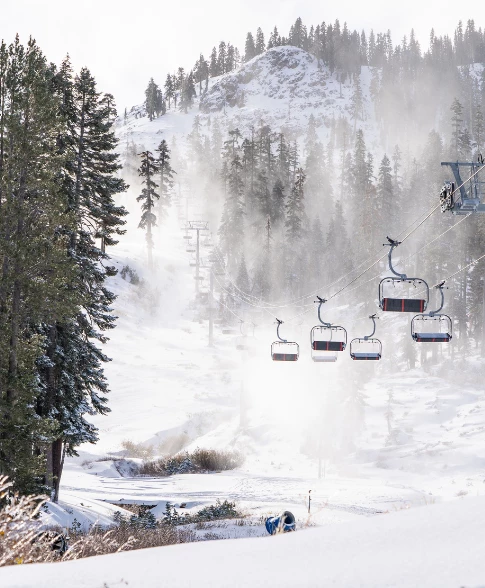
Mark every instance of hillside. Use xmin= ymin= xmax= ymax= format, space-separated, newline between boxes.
xmin=117 ymin=45 xmax=379 ymax=158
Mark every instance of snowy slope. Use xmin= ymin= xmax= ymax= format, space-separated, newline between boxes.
xmin=4 ymin=496 xmax=485 ymax=588
xmin=116 ymin=46 xmax=380 ymax=161
xmin=45 ymin=46 xmax=485 ymax=525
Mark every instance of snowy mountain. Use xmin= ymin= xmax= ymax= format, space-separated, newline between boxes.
xmin=118 ymin=45 xmax=379 ymax=157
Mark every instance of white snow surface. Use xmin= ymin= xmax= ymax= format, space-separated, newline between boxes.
xmin=4 ymin=496 xmax=485 ymax=588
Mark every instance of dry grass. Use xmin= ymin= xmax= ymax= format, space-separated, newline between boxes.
xmin=65 ymin=525 xmax=194 ymax=559
xmin=139 ymin=448 xmax=244 ymax=477
xmin=0 ymin=476 xmax=57 ymax=566
xmin=0 ymin=476 xmax=195 ymax=568
xmin=121 ymin=440 xmax=155 ymax=460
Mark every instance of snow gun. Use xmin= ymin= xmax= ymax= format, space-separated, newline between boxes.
xmin=265 ymin=511 xmax=296 ymax=535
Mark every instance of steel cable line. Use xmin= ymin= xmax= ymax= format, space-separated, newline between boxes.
xmin=207 ymin=162 xmax=485 ymax=315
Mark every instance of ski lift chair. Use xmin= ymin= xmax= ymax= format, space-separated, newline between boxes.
xmin=271 ymin=320 xmax=299 ymax=361
xmin=222 ymin=328 xmax=237 ymax=335
xmin=310 ymin=297 xmax=347 ymax=363
xmin=350 ymin=315 xmax=382 ymax=360
xmin=411 ymin=282 xmax=452 ymax=342
xmin=379 ymin=238 xmax=429 ymax=313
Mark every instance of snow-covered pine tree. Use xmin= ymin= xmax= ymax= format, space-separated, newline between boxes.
xmin=244 ymin=33 xmax=256 ymax=62
xmin=217 ymin=42 xmax=227 ymax=75
xmin=0 ymin=37 xmax=76 ymax=495
xmin=271 ymin=178 xmax=286 ymax=226
xmin=253 ymin=217 xmax=272 ymax=299
xmin=35 ymin=61 xmax=127 ymax=500
xmin=235 ymin=254 xmax=251 ymax=302
xmin=209 ymin=48 xmax=218 ymax=77
xmin=218 ymin=151 xmax=245 ymax=271
xmin=164 ymin=74 xmax=174 ymax=109
xmin=450 ymin=98 xmax=464 ymax=157
xmin=285 ymin=168 xmax=306 ymax=295
xmin=145 ymin=78 xmax=160 ymax=121
xmin=137 ymin=150 xmax=160 ymax=269
xmin=255 ymin=28 xmax=265 ymax=55
xmin=155 ymin=139 xmax=175 ymax=224
xmin=377 ymin=154 xmax=394 ymax=235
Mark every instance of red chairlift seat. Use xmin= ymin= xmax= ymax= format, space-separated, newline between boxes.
xmin=309 ymin=299 xmax=347 ymax=363
xmin=271 ymin=320 xmax=299 ymax=362
xmin=379 ymin=238 xmax=429 ymax=313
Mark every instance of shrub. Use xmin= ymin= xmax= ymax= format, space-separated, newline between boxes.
xmin=191 ymin=448 xmax=244 ymax=471
xmin=159 ymin=500 xmax=241 ymax=526
xmin=0 ymin=476 xmax=59 ymax=566
xmin=120 ymin=265 xmax=141 ymax=285
xmin=139 ymin=449 xmax=244 ymax=477
xmin=121 ymin=440 xmax=155 ymax=460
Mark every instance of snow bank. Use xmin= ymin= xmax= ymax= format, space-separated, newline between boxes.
xmin=2 ymin=495 xmax=484 ymax=588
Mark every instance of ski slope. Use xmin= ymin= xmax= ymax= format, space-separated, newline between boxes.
xmin=4 ymin=494 xmax=485 ymax=588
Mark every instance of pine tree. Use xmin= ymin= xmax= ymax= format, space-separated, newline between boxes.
xmin=450 ymin=98 xmax=464 ymax=157
xmin=219 ymin=152 xmax=245 ymax=270
xmin=145 ymin=77 xmax=160 ymax=121
xmin=217 ymin=42 xmax=227 ymax=75
xmin=35 ymin=61 xmax=128 ymax=500
xmin=350 ymin=76 xmax=364 ymax=132
xmin=255 ymin=28 xmax=265 ymax=55
xmin=271 ymin=179 xmax=286 ymax=225
xmin=137 ymin=151 xmax=160 ymax=269
xmin=267 ymin=27 xmax=281 ymax=49
xmin=377 ymin=154 xmax=394 ymax=233
xmin=180 ymin=71 xmax=196 ymax=113
xmin=0 ymin=37 xmax=74 ymax=494
xmin=209 ymin=47 xmax=218 ymax=77
xmin=474 ymin=103 xmax=484 ymax=154
xmin=244 ymin=33 xmax=256 ymax=62
xmin=236 ymin=254 xmax=251 ymax=298
xmin=286 ymin=168 xmax=306 ymax=243
xmin=304 ymin=114 xmax=318 ymax=155
xmin=155 ymin=140 xmax=175 ymax=224
xmin=164 ymin=74 xmax=174 ymax=109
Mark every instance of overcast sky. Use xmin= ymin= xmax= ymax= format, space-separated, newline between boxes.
xmin=1 ymin=1 xmax=477 ymax=110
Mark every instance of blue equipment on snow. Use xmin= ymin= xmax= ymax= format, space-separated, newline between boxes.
xmin=265 ymin=511 xmax=296 ymax=535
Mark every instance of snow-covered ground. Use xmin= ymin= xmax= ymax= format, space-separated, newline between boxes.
xmin=4 ymin=494 xmax=485 ymax=588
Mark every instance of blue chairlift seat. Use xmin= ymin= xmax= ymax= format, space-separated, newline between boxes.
xmin=349 ymin=315 xmax=382 ymax=361
xmin=411 ymin=312 xmax=452 ymax=343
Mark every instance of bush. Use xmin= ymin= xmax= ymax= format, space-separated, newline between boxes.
xmin=121 ymin=440 xmax=155 ymax=460
xmin=139 ymin=449 xmax=244 ymax=477
xmin=192 ymin=448 xmax=244 ymax=471
xmin=0 ymin=476 xmax=58 ymax=566
xmin=65 ymin=524 xmax=193 ymax=559
xmin=159 ymin=500 xmax=241 ymax=526
xmin=120 ymin=265 xmax=141 ymax=285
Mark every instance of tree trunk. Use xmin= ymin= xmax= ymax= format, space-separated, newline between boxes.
xmin=52 ymin=439 xmax=64 ymax=503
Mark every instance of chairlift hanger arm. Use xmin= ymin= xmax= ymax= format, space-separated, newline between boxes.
xmin=383 ymin=237 xmax=406 ymax=279
xmin=429 ymin=281 xmax=447 ymax=317
xmin=314 ymin=296 xmax=331 ymax=327
xmin=364 ymin=314 xmax=378 ymax=340
xmin=276 ymin=319 xmax=287 ymax=343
